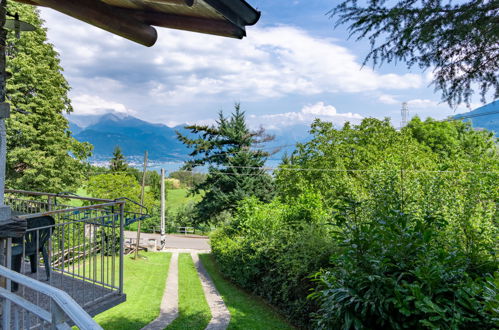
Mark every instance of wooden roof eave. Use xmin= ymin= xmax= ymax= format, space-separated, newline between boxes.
xmin=13 ymin=0 xmax=260 ymax=46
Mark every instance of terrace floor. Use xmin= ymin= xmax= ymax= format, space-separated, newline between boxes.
xmin=14 ymin=263 xmax=126 ymax=317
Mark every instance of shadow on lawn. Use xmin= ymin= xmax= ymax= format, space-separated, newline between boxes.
xmin=98 ymin=315 xmax=152 ymax=330
xmin=167 ymin=310 xmax=211 ymax=330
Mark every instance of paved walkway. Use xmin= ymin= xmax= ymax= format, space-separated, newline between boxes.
xmin=138 ymin=235 xmax=230 ymax=330
xmin=192 ymin=253 xmax=231 ymax=330
xmin=141 ymin=253 xmax=179 ymax=330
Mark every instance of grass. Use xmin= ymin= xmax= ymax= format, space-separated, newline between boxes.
xmin=166 ymin=188 xmax=203 ymax=212
xmin=199 ymin=254 xmax=295 ymax=330
xmin=93 ymin=252 xmax=171 ymax=329
xmin=167 ymin=253 xmax=211 ymax=330
xmin=71 ymin=187 xmax=201 ymax=212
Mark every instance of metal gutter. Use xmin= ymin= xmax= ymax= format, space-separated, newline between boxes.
xmin=204 ymin=0 xmax=261 ymax=31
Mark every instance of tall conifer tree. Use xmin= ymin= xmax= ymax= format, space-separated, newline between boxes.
xmin=5 ymin=2 xmax=92 ymax=193
xmin=177 ymin=104 xmax=275 ymax=223
xmin=110 ymin=146 xmax=128 ymax=173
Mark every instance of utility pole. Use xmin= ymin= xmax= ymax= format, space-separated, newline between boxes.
xmin=134 ymin=150 xmax=148 ymax=259
xmin=160 ymin=168 xmax=165 ymax=248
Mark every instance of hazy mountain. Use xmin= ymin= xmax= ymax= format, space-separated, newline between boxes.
xmin=67 ymin=113 xmax=308 ymax=161
xmin=454 ymin=100 xmax=499 ymax=136
xmin=69 ymin=113 xmax=189 ymax=160
xmin=68 ymin=121 xmax=83 ymax=135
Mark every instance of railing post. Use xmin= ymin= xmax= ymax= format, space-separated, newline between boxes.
xmin=47 ymin=196 xmax=52 ymax=211
xmin=50 ymin=301 xmax=67 ymax=329
xmin=1 ymin=238 xmax=11 ymax=328
xmin=119 ymin=201 xmax=125 ymax=295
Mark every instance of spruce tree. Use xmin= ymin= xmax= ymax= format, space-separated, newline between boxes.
xmin=177 ymin=104 xmax=275 ymax=223
xmin=109 ymin=145 xmax=127 ymax=172
xmin=5 ymin=2 xmax=92 ymax=193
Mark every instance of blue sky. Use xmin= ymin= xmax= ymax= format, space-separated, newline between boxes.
xmin=39 ymin=1 xmax=482 ymax=130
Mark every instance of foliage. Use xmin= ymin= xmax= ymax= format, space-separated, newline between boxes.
xmin=310 ymin=205 xmax=498 ymax=329
xmin=109 ymin=146 xmax=127 ymax=172
xmin=168 ymin=202 xmax=197 ymax=230
xmin=85 ymin=173 xmax=157 ymax=231
xmin=329 ymin=0 xmax=499 ymax=107
xmin=177 ymin=104 xmax=275 ymax=223
xmin=211 ymin=194 xmax=336 ymax=327
xmin=214 ymin=117 xmax=498 ymax=327
xmin=169 ymin=170 xmax=207 ymax=188
xmin=5 ymin=3 xmax=92 ymax=193
xmin=145 ymin=170 xmax=161 ymax=199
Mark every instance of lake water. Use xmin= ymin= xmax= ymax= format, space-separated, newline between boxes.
xmin=91 ymin=159 xmax=283 ymax=175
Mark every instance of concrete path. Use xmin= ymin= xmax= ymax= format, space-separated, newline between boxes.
xmin=141 ymin=253 xmax=179 ymax=330
xmin=191 ymin=253 xmax=231 ymax=330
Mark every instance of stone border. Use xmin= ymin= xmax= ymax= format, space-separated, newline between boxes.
xmin=191 ymin=253 xmax=231 ymax=330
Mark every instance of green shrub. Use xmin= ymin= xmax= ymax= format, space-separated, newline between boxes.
xmin=211 ymin=194 xmax=335 ymax=327
xmin=309 ymin=206 xmax=498 ymax=329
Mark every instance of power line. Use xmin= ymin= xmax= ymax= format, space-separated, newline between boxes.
xmin=87 ymin=167 xmax=499 ymax=177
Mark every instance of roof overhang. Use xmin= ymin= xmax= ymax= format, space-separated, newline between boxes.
xmin=13 ymin=0 xmax=261 ymax=46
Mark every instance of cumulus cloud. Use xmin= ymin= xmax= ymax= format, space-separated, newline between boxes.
xmin=407 ymin=99 xmax=440 ymax=108
xmin=249 ymin=102 xmax=363 ymax=129
xmin=71 ymin=94 xmax=135 ymax=115
xmin=39 ymin=8 xmax=424 ymax=123
xmin=378 ymin=94 xmax=400 ymax=105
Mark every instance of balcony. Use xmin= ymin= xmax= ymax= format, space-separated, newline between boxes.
xmin=0 ymin=189 xmax=147 ymax=328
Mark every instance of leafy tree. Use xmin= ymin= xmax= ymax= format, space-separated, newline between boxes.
xmin=145 ymin=170 xmax=161 ymax=199
xmin=330 ymin=0 xmax=498 ymax=106
xmin=5 ymin=2 xmax=92 ymax=193
xmin=86 ymin=173 xmax=159 ymax=231
xmin=177 ymin=104 xmax=275 ymax=223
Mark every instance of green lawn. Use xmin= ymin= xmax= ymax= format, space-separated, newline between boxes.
xmin=72 ymin=187 xmax=201 ymax=212
xmin=199 ymin=254 xmax=294 ymax=330
xmin=166 ymin=188 xmax=202 ymax=212
xmin=167 ymin=253 xmax=211 ymax=330
xmin=93 ymin=252 xmax=171 ymax=329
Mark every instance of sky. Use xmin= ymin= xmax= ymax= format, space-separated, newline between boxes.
xmin=38 ymin=0 xmax=481 ymax=131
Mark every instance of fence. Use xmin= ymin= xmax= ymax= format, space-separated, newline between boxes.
xmin=0 ymin=189 xmax=147 ymax=329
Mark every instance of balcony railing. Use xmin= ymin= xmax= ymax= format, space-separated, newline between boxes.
xmin=0 ymin=189 xmax=146 ymax=328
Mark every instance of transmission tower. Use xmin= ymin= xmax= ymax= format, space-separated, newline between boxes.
xmin=401 ymin=102 xmax=409 ymax=127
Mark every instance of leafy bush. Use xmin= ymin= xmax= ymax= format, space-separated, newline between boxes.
xmin=310 ymin=207 xmax=498 ymax=329
xmin=211 ymin=194 xmax=335 ymax=327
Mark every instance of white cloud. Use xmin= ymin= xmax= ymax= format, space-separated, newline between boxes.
xmin=71 ymin=94 xmax=135 ymax=115
xmin=39 ymin=8 xmax=424 ymax=122
xmin=407 ymin=99 xmax=440 ymax=108
xmin=301 ymin=102 xmax=337 ymax=116
xmin=378 ymin=94 xmax=400 ymax=105
xmin=249 ymin=102 xmax=363 ymax=129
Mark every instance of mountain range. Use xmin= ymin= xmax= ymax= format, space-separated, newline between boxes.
xmin=67 ymin=113 xmax=310 ymax=161
xmin=68 ymin=101 xmax=498 ymax=161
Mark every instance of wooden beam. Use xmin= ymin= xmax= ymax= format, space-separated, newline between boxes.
xmin=150 ymin=0 xmax=195 ymax=6
xmin=129 ymin=9 xmax=245 ymax=39
xmin=31 ymin=0 xmax=158 ymax=46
